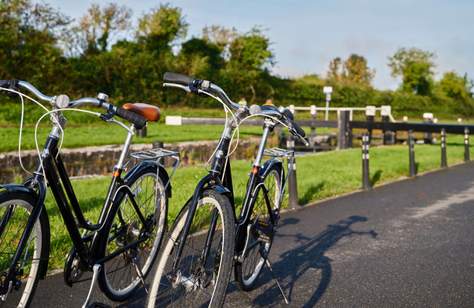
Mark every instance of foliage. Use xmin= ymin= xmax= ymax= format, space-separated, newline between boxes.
xmin=388 ymin=47 xmax=435 ymax=95
xmin=0 ymin=0 xmax=70 ymax=91
xmin=327 ymin=54 xmax=374 ymax=87
xmin=343 ymin=54 xmax=375 ymax=86
xmin=136 ymin=3 xmax=188 ymax=51
xmin=0 ymin=0 xmax=472 ymax=118
xmin=73 ymin=3 xmax=131 ymax=54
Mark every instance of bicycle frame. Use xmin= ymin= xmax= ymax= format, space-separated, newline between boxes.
xmin=1 ymin=119 xmax=151 ymax=293
xmin=172 ymin=114 xmax=284 ymax=271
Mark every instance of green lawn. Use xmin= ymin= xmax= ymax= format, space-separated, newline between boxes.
xmin=1 ymin=102 xmax=471 ymax=152
xmin=0 ymin=123 xmax=265 ymax=152
xmin=0 ymin=105 xmax=266 ymax=152
xmin=40 ymin=139 xmax=467 ymax=270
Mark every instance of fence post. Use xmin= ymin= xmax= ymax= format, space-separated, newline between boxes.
xmin=408 ymin=130 xmax=417 ymax=177
xmin=465 ymin=128 xmax=470 ymax=162
xmin=423 ymin=113 xmax=434 ymax=144
xmin=310 ymin=105 xmax=317 ymax=152
xmin=441 ymin=128 xmax=447 ymax=167
xmin=287 ymin=135 xmax=299 ymax=209
xmin=365 ymin=106 xmax=376 ymax=143
xmin=337 ymin=110 xmax=351 ymax=149
xmin=362 ymin=133 xmax=371 ymax=190
xmin=381 ymin=105 xmax=394 ymax=145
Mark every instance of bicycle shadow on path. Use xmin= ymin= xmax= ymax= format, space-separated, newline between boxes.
xmin=231 ymin=215 xmax=377 ymax=307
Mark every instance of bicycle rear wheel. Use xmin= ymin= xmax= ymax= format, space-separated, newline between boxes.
xmin=97 ymin=164 xmax=168 ymax=301
xmin=146 ymin=189 xmax=235 ymax=308
xmin=235 ymin=163 xmax=282 ymax=291
xmin=0 ymin=190 xmax=49 ymax=308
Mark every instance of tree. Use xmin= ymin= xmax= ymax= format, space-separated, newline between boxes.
xmin=327 ymin=57 xmax=342 ymax=82
xmin=224 ymin=28 xmax=274 ymax=101
xmin=228 ymin=28 xmax=273 ymax=71
xmin=136 ymin=4 xmax=188 ymax=51
xmin=74 ymin=3 xmax=131 ymax=54
xmin=202 ymin=25 xmax=237 ymax=48
xmin=438 ymin=71 xmax=473 ymax=102
xmin=202 ymin=25 xmax=237 ymax=60
xmin=388 ymin=47 xmax=435 ymax=95
xmin=177 ymin=38 xmax=223 ymax=77
xmin=0 ymin=0 xmax=71 ymax=91
xmin=343 ymin=54 xmax=374 ymax=86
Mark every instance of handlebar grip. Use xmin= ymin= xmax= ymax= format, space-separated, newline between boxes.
xmin=116 ymin=107 xmax=147 ymax=129
xmin=281 ymin=108 xmax=305 ymax=137
xmin=163 ymin=72 xmax=194 ymax=86
xmin=292 ymin=121 xmax=306 ymax=138
xmin=281 ymin=108 xmax=294 ymax=121
xmin=0 ymin=80 xmax=18 ymax=89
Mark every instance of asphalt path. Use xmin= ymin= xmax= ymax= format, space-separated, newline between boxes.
xmin=30 ymin=162 xmax=474 ymax=307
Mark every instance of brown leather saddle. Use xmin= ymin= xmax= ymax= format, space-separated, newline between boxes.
xmin=122 ymin=103 xmax=160 ymax=122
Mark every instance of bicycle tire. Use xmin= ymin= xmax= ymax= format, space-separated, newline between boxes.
xmin=235 ymin=162 xmax=283 ymax=291
xmin=97 ymin=164 xmax=168 ymax=301
xmin=0 ymin=190 xmax=50 ymax=308
xmin=146 ymin=189 xmax=235 ymax=308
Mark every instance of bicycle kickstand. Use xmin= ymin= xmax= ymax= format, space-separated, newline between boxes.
xmin=132 ymin=257 xmax=148 ymax=294
xmin=265 ymin=258 xmax=289 ymax=305
xmin=82 ymin=264 xmax=101 ymax=308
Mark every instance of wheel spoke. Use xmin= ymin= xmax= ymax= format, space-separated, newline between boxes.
xmin=148 ymin=193 xmax=232 ymax=307
xmin=102 ymin=171 xmax=166 ymax=299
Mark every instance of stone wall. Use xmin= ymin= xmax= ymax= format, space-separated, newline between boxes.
xmin=0 ymin=137 xmax=268 ymax=182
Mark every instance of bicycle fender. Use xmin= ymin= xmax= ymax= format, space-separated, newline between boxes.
xmin=210 ymin=183 xmax=232 ymax=196
xmin=125 ymin=161 xmax=172 ymax=198
xmin=0 ymin=183 xmax=36 ymax=195
xmin=260 ymin=159 xmax=283 ymax=179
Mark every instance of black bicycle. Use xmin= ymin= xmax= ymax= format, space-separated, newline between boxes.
xmin=0 ymin=80 xmax=174 ymax=307
xmin=146 ymin=73 xmax=307 ymax=307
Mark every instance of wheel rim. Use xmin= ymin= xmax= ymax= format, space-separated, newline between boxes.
xmin=103 ymin=172 xmax=166 ymax=296
xmin=148 ymin=196 xmax=226 ymax=307
xmin=242 ymin=168 xmax=281 ymax=286
xmin=0 ymin=199 xmax=42 ymax=307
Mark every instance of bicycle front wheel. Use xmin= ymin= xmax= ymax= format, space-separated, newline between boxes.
xmin=0 ymin=190 xmax=49 ymax=308
xmin=147 ymin=189 xmax=235 ymax=308
xmin=235 ymin=163 xmax=283 ymax=291
xmin=98 ymin=164 xmax=168 ymax=301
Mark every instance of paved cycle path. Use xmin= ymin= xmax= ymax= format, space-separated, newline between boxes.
xmin=32 ymin=162 xmax=474 ymax=307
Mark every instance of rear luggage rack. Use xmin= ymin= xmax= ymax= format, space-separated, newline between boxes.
xmin=130 ymin=148 xmax=179 ymax=161
xmin=263 ymin=147 xmax=294 ymax=158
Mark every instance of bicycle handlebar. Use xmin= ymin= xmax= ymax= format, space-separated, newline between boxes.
xmin=163 ymin=72 xmax=308 ymax=145
xmin=250 ymin=104 xmax=308 ymax=145
xmin=163 ymin=72 xmax=194 ymax=86
xmin=0 ymin=80 xmax=147 ymax=129
xmin=115 ymin=107 xmax=147 ymax=129
xmin=280 ymin=108 xmax=306 ymax=139
xmin=0 ymin=80 xmax=55 ymax=102
xmin=163 ymin=72 xmax=241 ymax=111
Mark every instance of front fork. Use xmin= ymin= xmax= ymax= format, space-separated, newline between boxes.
xmin=0 ymin=175 xmax=46 ymax=298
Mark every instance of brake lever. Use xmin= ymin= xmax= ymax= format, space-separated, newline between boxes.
xmin=290 ymin=128 xmax=310 ymax=147
xmin=300 ymin=136 xmax=310 ymax=147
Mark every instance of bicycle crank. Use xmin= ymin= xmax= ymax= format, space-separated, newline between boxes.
xmin=64 ymin=247 xmax=85 ymax=286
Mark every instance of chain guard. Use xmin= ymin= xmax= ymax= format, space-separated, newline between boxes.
xmin=64 ymin=246 xmax=88 ymax=287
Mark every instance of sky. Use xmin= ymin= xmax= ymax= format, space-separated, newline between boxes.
xmin=46 ymin=0 xmax=474 ymax=90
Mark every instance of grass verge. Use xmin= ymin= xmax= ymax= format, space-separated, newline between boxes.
xmin=36 ymin=140 xmax=469 ymax=270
